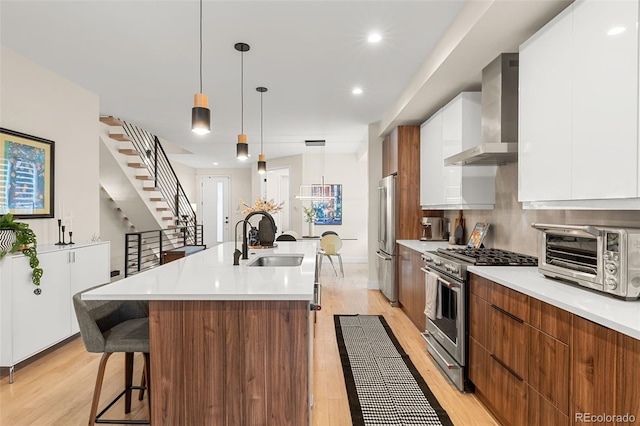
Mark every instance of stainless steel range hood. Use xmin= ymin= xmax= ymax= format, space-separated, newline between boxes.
xmin=444 ymin=53 xmax=519 ymax=166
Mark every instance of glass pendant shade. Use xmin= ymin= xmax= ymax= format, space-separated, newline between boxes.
xmin=257 ymin=154 xmax=266 ymax=174
xmin=237 ymin=133 xmax=248 ymax=160
xmin=192 ymin=93 xmax=211 ymax=134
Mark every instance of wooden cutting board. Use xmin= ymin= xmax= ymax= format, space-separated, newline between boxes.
xmin=453 ymin=210 xmax=465 ymax=245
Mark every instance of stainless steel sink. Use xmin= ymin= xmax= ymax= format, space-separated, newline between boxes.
xmin=247 ymin=254 xmax=304 ymax=267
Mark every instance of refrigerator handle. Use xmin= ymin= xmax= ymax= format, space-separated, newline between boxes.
xmin=378 ymin=186 xmax=386 ymax=244
xmin=375 ymin=250 xmax=392 ymax=261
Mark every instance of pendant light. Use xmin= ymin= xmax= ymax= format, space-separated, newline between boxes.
xmin=235 ymin=42 xmax=250 ymax=160
xmin=256 ymin=86 xmax=268 ymax=174
xmin=191 ymin=0 xmax=210 ymax=134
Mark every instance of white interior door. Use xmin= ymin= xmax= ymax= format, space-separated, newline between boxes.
xmin=201 ymin=176 xmax=230 ymax=247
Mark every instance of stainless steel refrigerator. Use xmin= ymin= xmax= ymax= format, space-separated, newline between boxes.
xmin=376 ymin=175 xmax=398 ymax=306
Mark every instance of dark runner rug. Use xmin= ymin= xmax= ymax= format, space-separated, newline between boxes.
xmin=334 ymin=314 xmax=453 ymax=426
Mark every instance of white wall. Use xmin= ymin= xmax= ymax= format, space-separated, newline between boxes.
xmin=0 ymin=47 xmax=100 ymax=245
xmin=367 ymin=122 xmax=383 ymax=287
xmin=248 ymin=152 xmax=368 ymax=262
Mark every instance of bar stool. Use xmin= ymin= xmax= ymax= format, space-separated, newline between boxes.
xmin=72 ymin=286 xmax=150 ymax=425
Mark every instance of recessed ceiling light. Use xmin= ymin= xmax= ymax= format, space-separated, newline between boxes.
xmin=213 ymin=162 xmax=218 ymax=166
xmin=367 ymin=32 xmax=382 ymax=43
xmin=607 ymin=26 xmax=626 ymax=36
xmin=352 ymin=87 xmax=363 ymax=95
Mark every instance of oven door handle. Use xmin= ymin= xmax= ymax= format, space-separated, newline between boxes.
xmin=420 ymin=267 xmax=459 ymax=289
xmin=531 ymin=223 xmax=601 ymax=238
xmin=424 ymin=334 xmax=459 ymax=370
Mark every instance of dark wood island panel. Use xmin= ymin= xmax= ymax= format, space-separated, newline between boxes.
xmin=149 ymin=300 xmax=309 ymax=426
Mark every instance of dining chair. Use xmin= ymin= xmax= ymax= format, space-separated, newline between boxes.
xmin=319 ymin=234 xmax=344 ymax=277
xmin=276 ymin=234 xmax=297 ymax=241
xmin=321 ymin=231 xmax=338 ymax=237
xmin=72 ymin=286 xmax=150 ymax=425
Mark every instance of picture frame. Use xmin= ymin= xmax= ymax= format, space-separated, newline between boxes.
xmin=311 ymin=183 xmax=342 ymax=225
xmin=0 ymin=128 xmax=55 ymax=218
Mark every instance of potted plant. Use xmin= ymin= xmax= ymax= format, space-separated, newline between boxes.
xmin=0 ymin=213 xmax=43 ymax=291
xmin=303 ymin=205 xmax=317 ymax=237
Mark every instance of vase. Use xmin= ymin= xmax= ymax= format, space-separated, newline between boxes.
xmin=0 ymin=229 xmax=16 ymax=253
xmin=258 ymin=217 xmax=275 ymax=247
xmin=248 ymin=227 xmax=260 ymax=247
xmin=307 ymin=221 xmax=314 ymax=237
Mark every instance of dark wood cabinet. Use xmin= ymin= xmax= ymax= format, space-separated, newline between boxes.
xmin=471 ymin=273 xmax=640 ymax=425
xmin=469 ymin=273 xmax=569 ymax=425
xmin=382 ymin=126 xmax=423 ymax=240
xmin=382 ymin=131 xmax=398 ymax=177
xmin=397 ymin=245 xmax=426 ymax=331
xmin=571 ymin=315 xmax=619 ymax=422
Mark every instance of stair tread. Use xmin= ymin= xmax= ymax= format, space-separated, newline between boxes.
xmin=110 ymin=133 xmax=131 ymax=141
xmin=119 ymin=149 xmax=139 ymax=155
xmin=135 ymin=175 xmax=153 ymax=180
xmin=100 ymin=116 xmax=123 ymax=126
xmin=143 ymin=187 xmax=159 ymax=191
xmin=128 ymin=163 xmax=146 ymax=168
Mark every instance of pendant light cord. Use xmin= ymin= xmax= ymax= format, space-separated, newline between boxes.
xmin=199 ymin=0 xmax=203 ymax=94
xmin=260 ymin=91 xmax=264 ymax=154
xmin=241 ymin=51 xmax=244 ymax=133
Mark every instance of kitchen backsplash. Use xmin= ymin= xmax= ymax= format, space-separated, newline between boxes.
xmin=440 ymin=163 xmax=640 ymax=257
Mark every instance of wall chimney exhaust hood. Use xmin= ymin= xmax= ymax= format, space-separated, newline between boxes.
xmin=444 ymin=53 xmax=519 ymax=166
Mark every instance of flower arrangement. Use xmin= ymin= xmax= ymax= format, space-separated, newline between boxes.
xmin=303 ymin=205 xmax=317 ymax=223
xmin=240 ymin=197 xmax=285 ymax=214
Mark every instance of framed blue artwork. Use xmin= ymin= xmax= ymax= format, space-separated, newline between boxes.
xmin=0 ymin=128 xmax=55 ymax=218
xmin=311 ymin=183 xmax=342 ymax=225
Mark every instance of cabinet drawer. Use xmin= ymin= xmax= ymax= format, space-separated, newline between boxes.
xmin=490 ymin=304 xmax=528 ymax=381
xmin=489 ymin=283 xmax=529 ymax=323
xmin=469 ymin=336 xmax=488 ymax=391
xmin=529 ymin=298 xmax=571 ymax=344
xmin=469 ymin=293 xmax=489 ymax=347
xmin=528 ymin=387 xmax=569 ymax=426
xmin=529 ymin=327 xmax=569 ymax=414
xmin=485 ymin=350 xmax=528 ymax=426
xmin=469 ymin=273 xmax=489 ymax=299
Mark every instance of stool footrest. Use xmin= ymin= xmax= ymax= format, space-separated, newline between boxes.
xmin=95 ymin=386 xmax=149 ymax=425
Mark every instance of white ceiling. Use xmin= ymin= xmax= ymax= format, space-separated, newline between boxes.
xmin=0 ymin=0 xmax=467 ymax=169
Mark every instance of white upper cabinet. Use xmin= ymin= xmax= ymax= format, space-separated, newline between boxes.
xmin=519 ymin=5 xmax=573 ymax=202
xmin=420 ymin=110 xmax=443 ymax=206
xmin=421 ymin=92 xmax=495 ymax=209
xmin=571 ymin=0 xmax=638 ymax=199
xmin=519 ymin=0 xmax=640 ymax=206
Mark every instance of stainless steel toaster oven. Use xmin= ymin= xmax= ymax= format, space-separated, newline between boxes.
xmin=532 ymin=223 xmax=640 ymax=300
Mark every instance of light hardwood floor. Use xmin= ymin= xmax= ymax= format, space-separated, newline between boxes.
xmin=0 ymin=263 xmax=499 ymax=426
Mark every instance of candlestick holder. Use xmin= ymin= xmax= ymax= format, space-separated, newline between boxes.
xmin=68 ymin=231 xmax=74 ymax=245
xmin=55 ymin=219 xmax=67 ymax=246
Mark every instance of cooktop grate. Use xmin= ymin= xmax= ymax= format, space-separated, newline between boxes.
xmin=436 ymin=248 xmax=538 ymax=266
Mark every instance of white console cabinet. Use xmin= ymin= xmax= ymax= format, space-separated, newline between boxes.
xmin=519 ymin=0 xmax=640 ymax=207
xmin=0 ymin=241 xmax=110 ymax=382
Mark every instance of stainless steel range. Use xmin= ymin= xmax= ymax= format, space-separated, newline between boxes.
xmin=421 ymin=247 xmax=537 ymax=391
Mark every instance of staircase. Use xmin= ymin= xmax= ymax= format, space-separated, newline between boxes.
xmin=99 ymin=116 xmax=200 ymax=274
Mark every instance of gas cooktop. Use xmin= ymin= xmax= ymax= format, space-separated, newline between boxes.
xmin=436 ymin=247 xmax=538 ymax=266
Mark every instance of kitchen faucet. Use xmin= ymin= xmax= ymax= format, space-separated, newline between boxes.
xmin=233 ymin=210 xmax=277 ymax=265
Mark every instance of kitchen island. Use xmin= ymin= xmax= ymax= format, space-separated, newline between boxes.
xmin=83 ymin=241 xmax=318 ymax=426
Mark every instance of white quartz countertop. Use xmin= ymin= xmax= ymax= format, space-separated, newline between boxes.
xmin=396 ymin=240 xmax=460 ymax=252
xmin=83 ymin=241 xmax=318 ymax=302
xmin=468 ymin=266 xmax=640 ymax=340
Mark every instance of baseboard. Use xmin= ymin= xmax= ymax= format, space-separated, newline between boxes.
xmin=367 ymin=280 xmax=380 ymax=290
